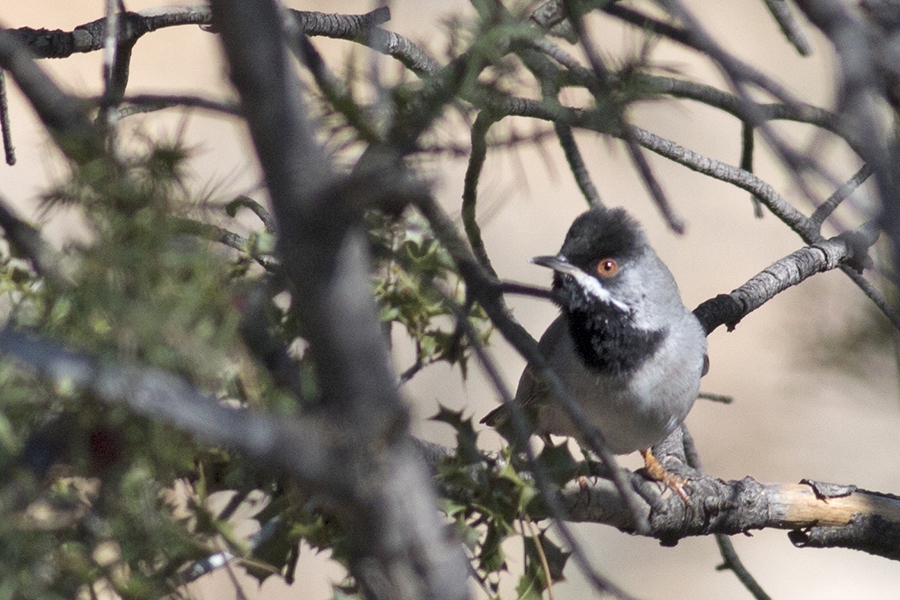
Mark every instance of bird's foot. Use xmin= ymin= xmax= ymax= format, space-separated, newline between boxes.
xmin=639 ymin=448 xmax=689 ymax=502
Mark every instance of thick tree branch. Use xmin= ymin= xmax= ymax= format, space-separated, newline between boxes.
xmin=0 ymin=329 xmax=346 ymax=491
xmin=208 ymin=1 xmax=468 ymax=599
xmin=559 ymin=463 xmax=900 ymax=560
xmin=417 ymin=426 xmax=900 ymax=561
xmin=6 ymin=6 xmax=398 ymax=62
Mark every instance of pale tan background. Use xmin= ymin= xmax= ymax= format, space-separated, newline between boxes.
xmin=3 ymin=1 xmax=900 ymax=599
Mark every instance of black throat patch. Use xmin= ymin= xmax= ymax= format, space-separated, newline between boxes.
xmin=566 ymin=303 xmax=665 ymax=376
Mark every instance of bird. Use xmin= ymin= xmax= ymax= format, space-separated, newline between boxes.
xmin=481 ymin=206 xmax=708 ymax=492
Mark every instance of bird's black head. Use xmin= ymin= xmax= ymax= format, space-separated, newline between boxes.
xmin=536 ymin=207 xmax=664 ymax=375
xmin=559 ymin=207 xmax=645 ymax=273
xmin=539 ymin=207 xmax=647 ymax=314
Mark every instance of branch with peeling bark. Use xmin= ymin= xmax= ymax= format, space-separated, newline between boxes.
xmin=417 ymin=423 xmax=900 ymax=563
xmin=558 ymin=429 xmax=900 ymax=561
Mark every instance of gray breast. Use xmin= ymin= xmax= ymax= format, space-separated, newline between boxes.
xmin=520 ymin=312 xmax=705 ymax=454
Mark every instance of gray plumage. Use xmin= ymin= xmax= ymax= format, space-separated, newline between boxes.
xmin=482 ymin=207 xmax=707 ymax=455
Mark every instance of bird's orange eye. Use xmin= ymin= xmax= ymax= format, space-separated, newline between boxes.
xmin=596 ymin=258 xmax=618 ymax=278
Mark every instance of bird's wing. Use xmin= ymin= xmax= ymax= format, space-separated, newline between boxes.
xmin=480 ymin=315 xmax=565 ymax=427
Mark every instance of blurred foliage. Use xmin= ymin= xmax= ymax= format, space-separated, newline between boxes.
xmin=0 ymin=129 xmax=495 ymax=597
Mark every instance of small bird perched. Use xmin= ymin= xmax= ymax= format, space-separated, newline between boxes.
xmin=482 ymin=206 xmax=708 ymax=489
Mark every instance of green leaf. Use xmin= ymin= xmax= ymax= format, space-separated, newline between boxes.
xmin=245 ymin=519 xmax=295 ymax=584
xmin=523 ymin=531 xmax=570 ymax=584
xmin=430 ymin=405 xmax=483 ymax=466
xmin=479 ymin=521 xmax=510 ymax=574
xmin=536 ymin=441 xmax=578 ymax=488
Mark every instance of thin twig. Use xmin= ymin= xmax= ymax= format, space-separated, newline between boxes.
xmin=416 ymin=127 xmax=557 ymax=157
xmin=740 ymin=121 xmax=763 ymax=218
xmin=762 ymin=0 xmax=812 ymax=56
xmin=524 ymin=516 xmax=556 ymax=600
xmin=462 ymin=112 xmax=499 ymax=277
xmin=564 ymin=0 xmax=683 ymax=232
xmin=0 ymin=70 xmax=15 ymax=165
xmin=697 ymin=392 xmax=733 ymax=404
xmin=115 ymin=94 xmax=241 ymax=117
xmin=554 ymin=122 xmax=601 ymax=207
xmin=840 ymin=265 xmax=900 ymax=331
xmin=652 ymin=0 xmax=834 ymax=211
xmin=225 ymin=195 xmax=276 ymax=233
xmin=498 ymin=281 xmax=554 ymax=300
xmin=627 ymin=124 xmax=815 ymax=239
xmin=810 ymin=163 xmax=874 ymax=229
xmin=715 ymin=536 xmax=774 ymax=600
xmin=171 ymin=217 xmax=278 ymax=272
xmin=289 ymin=31 xmax=381 ymax=143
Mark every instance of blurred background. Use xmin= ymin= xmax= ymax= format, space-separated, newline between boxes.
xmin=3 ymin=1 xmax=899 ymax=598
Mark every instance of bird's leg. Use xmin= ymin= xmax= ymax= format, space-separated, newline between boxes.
xmin=640 ymin=448 xmax=689 ymax=502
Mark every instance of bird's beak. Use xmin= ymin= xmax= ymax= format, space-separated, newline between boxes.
xmin=530 ymin=254 xmax=579 ymax=275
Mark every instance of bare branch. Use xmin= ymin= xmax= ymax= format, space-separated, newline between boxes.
xmin=418 ymin=428 xmax=900 ymax=562
xmin=762 ymin=0 xmax=813 ymax=56
xmin=792 ymin=0 xmax=900 ymax=284
xmin=627 ymin=124 xmax=815 ymax=239
xmin=0 ymin=193 xmax=65 ymax=281
xmin=810 ymin=163 xmax=874 ymax=228
xmin=0 ymin=70 xmax=15 ymax=165
xmin=563 ymin=0 xmax=684 ymax=232
xmin=0 ymin=30 xmax=101 ymax=160
xmin=114 ymin=94 xmax=240 ymax=118
xmin=171 ymin=217 xmax=278 ymax=272
xmin=7 ymin=8 xmax=209 ymax=59
xmin=561 ymin=469 xmax=900 ymax=561
xmin=740 ymin=121 xmax=764 ymax=217
xmin=225 ymin=195 xmax=276 ymax=233
xmin=462 ymin=112 xmax=498 ymax=277
xmin=715 ymin=535 xmax=773 ymax=600
xmin=693 ymin=228 xmax=883 ymax=334
xmin=554 ymin=121 xmax=601 ymax=206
